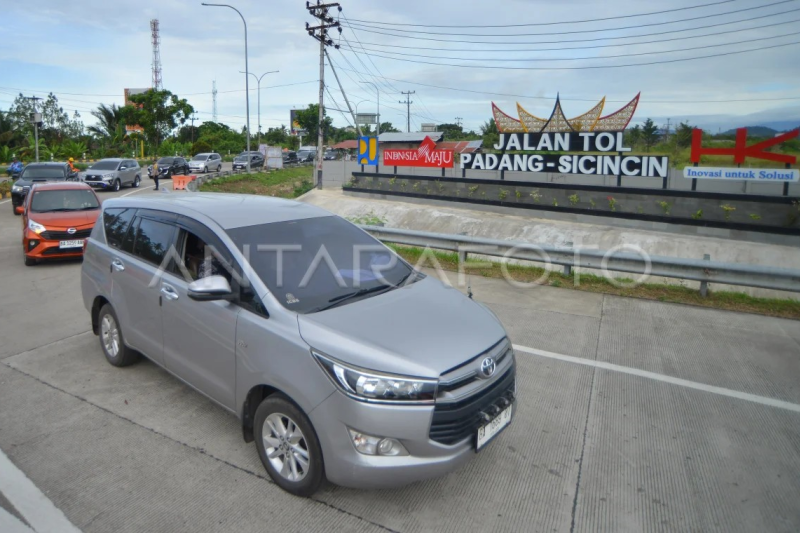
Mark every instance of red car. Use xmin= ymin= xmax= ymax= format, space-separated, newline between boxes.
xmin=18 ymin=182 xmax=101 ymax=266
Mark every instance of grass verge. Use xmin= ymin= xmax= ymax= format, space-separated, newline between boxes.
xmin=388 ymin=244 xmax=800 ymax=320
xmin=199 ymin=167 xmax=314 ymax=198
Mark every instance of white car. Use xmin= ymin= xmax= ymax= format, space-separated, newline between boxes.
xmin=188 ymin=153 xmax=223 ymax=173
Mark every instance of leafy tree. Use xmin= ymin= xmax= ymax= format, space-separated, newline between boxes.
xmin=0 ymin=110 xmax=19 ymax=146
xmin=437 ymin=123 xmax=464 ymax=140
xmin=17 ymin=132 xmax=49 ymax=160
xmin=294 ymin=104 xmax=333 ymax=142
xmin=88 ymin=104 xmax=124 ymax=139
xmin=674 ymin=121 xmax=695 ymax=149
xmin=120 ymin=89 xmax=194 ymax=147
xmin=263 ymin=125 xmax=289 ymax=146
xmin=625 ymin=124 xmax=642 ymax=149
xmin=7 ymin=93 xmax=82 ymax=145
xmin=379 ymin=122 xmax=400 ymax=133
xmin=192 ymin=140 xmax=212 ymax=154
xmin=56 ymin=139 xmax=88 ymax=159
xmin=640 ymin=118 xmax=659 ymax=152
xmin=481 ymin=118 xmax=499 ymax=150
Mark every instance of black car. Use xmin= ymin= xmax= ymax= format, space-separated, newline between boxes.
xmin=297 ymin=151 xmax=316 ymax=164
xmin=11 ymin=162 xmax=78 ymax=215
xmin=232 ymin=152 xmax=265 ymax=170
xmin=323 ymin=150 xmax=338 ymax=161
xmin=282 ymin=151 xmax=298 ymax=164
xmin=154 ymin=157 xmax=189 ymax=178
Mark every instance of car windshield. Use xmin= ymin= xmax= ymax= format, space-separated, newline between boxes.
xmin=20 ymin=167 xmax=65 ymax=180
xmin=234 ymin=155 xmax=248 ymax=161
xmin=158 ymin=158 xmax=174 ymax=165
xmin=191 ymin=155 xmax=209 ymax=161
xmin=225 ymin=216 xmax=414 ymax=314
xmin=89 ymin=161 xmax=120 ymax=171
xmin=30 ymin=189 xmax=100 ymax=213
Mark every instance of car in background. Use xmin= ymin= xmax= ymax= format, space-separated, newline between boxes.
xmin=155 ymin=157 xmax=190 ymax=179
xmin=11 ymin=162 xmax=78 ymax=215
xmin=232 ymin=152 xmax=265 ymax=171
xmin=323 ymin=150 xmax=338 ymax=161
xmin=19 ymin=181 xmax=101 ymax=266
xmin=297 ymin=150 xmax=316 ymax=164
xmin=81 ymin=158 xmax=142 ymax=192
xmin=188 ymin=153 xmax=223 ymax=173
xmin=81 ymin=193 xmax=515 ymax=497
xmin=282 ymin=151 xmax=298 ymax=164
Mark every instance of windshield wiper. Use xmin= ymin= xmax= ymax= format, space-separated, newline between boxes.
xmin=41 ymin=208 xmax=76 ymax=212
xmin=310 ymin=284 xmax=393 ymax=313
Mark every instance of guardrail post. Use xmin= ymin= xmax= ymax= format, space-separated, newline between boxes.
xmin=563 ymin=241 xmax=573 ymax=276
xmin=784 ymin=162 xmax=790 ymax=196
xmin=458 ymin=249 xmax=468 ymax=265
xmin=699 ymin=253 xmax=710 ymax=297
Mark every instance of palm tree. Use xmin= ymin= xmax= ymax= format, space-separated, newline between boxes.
xmin=0 ymin=110 xmax=18 ymax=146
xmin=88 ymin=103 xmax=123 ymax=138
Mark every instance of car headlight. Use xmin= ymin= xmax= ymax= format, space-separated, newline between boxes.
xmin=102 ymin=173 xmax=114 ymax=181
xmin=28 ymin=219 xmax=46 ymax=234
xmin=12 ymin=185 xmax=22 ymax=193
xmin=314 ymin=352 xmax=437 ymax=403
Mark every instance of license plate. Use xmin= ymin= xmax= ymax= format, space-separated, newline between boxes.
xmin=59 ymin=239 xmax=84 ymax=249
xmin=476 ymin=405 xmax=513 ymax=451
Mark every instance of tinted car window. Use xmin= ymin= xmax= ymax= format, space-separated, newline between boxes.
xmin=225 ymin=216 xmax=413 ymax=314
xmin=132 ymin=217 xmax=176 ymax=266
xmin=20 ymin=166 xmax=66 ymax=180
xmin=31 ymin=189 xmax=99 ymax=212
xmin=157 ymin=157 xmax=175 ymax=166
xmin=89 ymin=161 xmax=120 ymax=171
xmin=192 ymin=155 xmax=209 ymax=161
xmin=103 ymin=208 xmax=137 ymax=249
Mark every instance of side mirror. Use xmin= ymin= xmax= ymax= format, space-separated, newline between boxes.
xmin=14 ymin=206 xmax=24 ymax=215
xmin=187 ymin=275 xmax=235 ymax=302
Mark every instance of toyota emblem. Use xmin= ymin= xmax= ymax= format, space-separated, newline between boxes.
xmin=67 ymin=228 xmax=77 ymax=235
xmin=479 ymin=357 xmax=496 ymax=378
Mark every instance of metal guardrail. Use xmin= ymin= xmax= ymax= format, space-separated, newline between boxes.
xmin=358 ymin=225 xmax=800 ymax=294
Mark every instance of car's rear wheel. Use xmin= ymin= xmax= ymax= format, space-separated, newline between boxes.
xmin=24 ymin=256 xmax=35 ymax=266
xmin=203 ymin=166 xmax=208 ymax=173
xmin=112 ymin=179 xmax=121 ymax=192
xmin=132 ymin=175 xmax=140 ymax=188
xmin=98 ymin=304 xmax=139 ymax=367
xmin=254 ymin=395 xmax=324 ymax=497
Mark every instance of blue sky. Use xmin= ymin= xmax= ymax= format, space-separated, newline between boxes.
xmin=1 ymin=0 xmax=799 ymax=134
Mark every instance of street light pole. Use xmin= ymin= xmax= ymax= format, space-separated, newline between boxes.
xmin=241 ymin=70 xmax=279 ymax=148
xmin=202 ymin=2 xmax=251 ymax=172
xmin=360 ymin=82 xmax=380 ymax=138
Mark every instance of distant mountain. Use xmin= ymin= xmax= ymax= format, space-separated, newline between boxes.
xmin=721 ymin=126 xmax=779 ymax=136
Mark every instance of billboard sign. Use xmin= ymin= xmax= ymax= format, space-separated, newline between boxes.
xmin=684 ymin=128 xmax=798 ymax=181
xmin=355 ymin=113 xmax=377 ymax=125
xmin=290 ymin=109 xmax=301 ymax=135
xmin=358 ymin=136 xmax=379 ymax=165
xmin=384 ymin=136 xmax=454 ymax=168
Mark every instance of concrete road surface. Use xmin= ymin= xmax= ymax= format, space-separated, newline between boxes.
xmin=0 ymin=185 xmax=799 ymax=532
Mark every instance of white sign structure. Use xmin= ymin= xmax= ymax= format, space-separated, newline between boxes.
xmin=683 ymin=167 xmax=799 ymax=182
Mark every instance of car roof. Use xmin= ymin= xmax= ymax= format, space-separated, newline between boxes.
xmin=96 ymin=158 xmax=124 ymax=162
xmin=101 ymin=193 xmax=331 ymax=230
xmin=31 ymin=181 xmax=94 ymax=191
xmin=24 ymin=162 xmax=68 ymax=168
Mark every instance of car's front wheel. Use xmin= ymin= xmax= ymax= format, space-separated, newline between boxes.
xmin=254 ymin=395 xmax=324 ymax=497
xmin=112 ymin=179 xmax=121 ymax=192
xmin=98 ymin=303 xmax=140 ymax=367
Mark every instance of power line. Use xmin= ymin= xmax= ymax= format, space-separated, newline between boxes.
xmin=340 ymin=17 xmax=800 ymax=53
xmin=344 ymin=0 xmax=738 ymax=28
xmin=338 ymin=31 xmax=800 ymax=63
xmin=339 ymin=39 xmax=800 ymax=71
xmin=330 ymin=62 xmax=800 ymax=104
xmin=340 ymin=13 xmax=402 ymax=94
xmin=341 ymin=0 xmax=793 ymax=37
xmin=399 ymin=91 xmax=415 ymax=132
xmin=339 ymin=5 xmax=800 ymax=45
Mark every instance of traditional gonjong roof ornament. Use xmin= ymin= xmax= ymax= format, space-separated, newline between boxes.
xmin=492 ymin=93 xmax=640 ymax=133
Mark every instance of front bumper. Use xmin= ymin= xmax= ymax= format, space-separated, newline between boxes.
xmin=308 ymin=384 xmax=515 ymax=489
xmin=11 ymin=191 xmax=25 ymax=207
xmin=23 ymin=228 xmax=90 ymax=260
xmin=84 ymin=180 xmax=114 ymax=189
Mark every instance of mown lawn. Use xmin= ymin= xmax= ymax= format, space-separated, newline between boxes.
xmin=199 ymin=167 xmax=315 ymax=198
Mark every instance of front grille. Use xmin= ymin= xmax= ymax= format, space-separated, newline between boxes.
xmin=429 ymin=367 xmax=516 ymax=445
xmin=41 ymin=247 xmax=83 ymax=256
xmin=41 ymin=229 xmax=92 ymax=240
xmin=438 ymin=341 xmax=511 ymax=393
xmin=84 ymin=175 xmax=101 ymax=181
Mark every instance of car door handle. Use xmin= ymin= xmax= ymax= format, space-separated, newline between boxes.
xmin=111 ymin=259 xmax=125 ymax=272
xmin=160 ymin=284 xmax=179 ymax=301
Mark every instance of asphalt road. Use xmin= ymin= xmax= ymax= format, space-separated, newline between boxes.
xmin=0 ymin=184 xmax=799 ymax=532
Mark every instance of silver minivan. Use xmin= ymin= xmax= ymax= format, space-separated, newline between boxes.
xmin=188 ymin=152 xmax=223 ymax=173
xmin=80 ymin=158 xmax=142 ymax=191
xmin=81 ymin=193 xmax=516 ymax=496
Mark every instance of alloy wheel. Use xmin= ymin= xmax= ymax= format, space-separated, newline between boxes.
xmin=100 ymin=314 xmax=120 ymax=358
xmin=262 ymin=413 xmax=310 ymax=482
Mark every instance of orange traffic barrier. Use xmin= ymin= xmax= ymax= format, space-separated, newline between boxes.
xmin=171 ymin=174 xmax=197 ymax=191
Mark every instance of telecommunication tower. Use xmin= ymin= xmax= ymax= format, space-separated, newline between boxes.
xmin=150 ymin=19 xmax=163 ymax=90
xmin=212 ymin=80 xmax=218 ymax=123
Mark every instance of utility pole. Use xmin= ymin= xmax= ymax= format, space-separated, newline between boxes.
xmin=25 ymin=96 xmax=42 ymax=162
xmin=400 ymin=91 xmax=415 ymax=132
xmin=190 ymin=113 xmax=197 ymax=145
xmin=325 ymin=49 xmax=361 ymax=137
xmin=455 ymin=117 xmax=463 ymax=128
xmin=665 ymin=118 xmax=671 ymax=143
xmin=306 ymin=0 xmax=341 ymax=189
